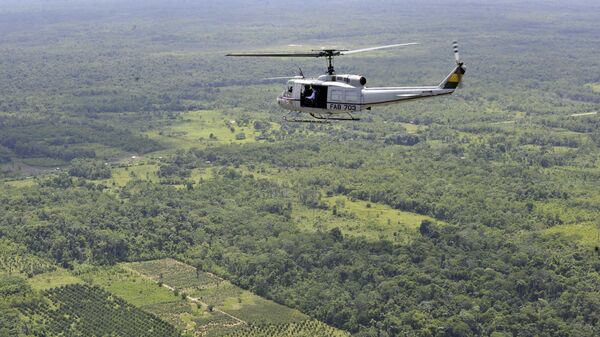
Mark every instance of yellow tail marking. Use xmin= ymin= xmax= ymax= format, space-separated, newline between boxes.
xmin=448 ymin=73 xmax=461 ymax=83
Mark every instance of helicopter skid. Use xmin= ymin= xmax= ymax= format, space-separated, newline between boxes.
xmin=283 ymin=116 xmax=331 ymax=124
xmin=283 ymin=112 xmax=360 ymax=123
xmin=310 ymin=112 xmax=360 ymax=121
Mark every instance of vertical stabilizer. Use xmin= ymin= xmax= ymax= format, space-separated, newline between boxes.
xmin=439 ymin=65 xmax=466 ymax=89
xmin=439 ymin=41 xmax=465 ymax=90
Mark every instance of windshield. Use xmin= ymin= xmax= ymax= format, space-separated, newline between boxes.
xmin=283 ymin=82 xmax=294 ymax=97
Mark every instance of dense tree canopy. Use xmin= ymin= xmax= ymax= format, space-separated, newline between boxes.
xmin=1 ymin=1 xmax=600 ymax=336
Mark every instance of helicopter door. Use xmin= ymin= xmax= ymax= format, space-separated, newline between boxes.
xmin=301 ymin=85 xmax=328 ymax=109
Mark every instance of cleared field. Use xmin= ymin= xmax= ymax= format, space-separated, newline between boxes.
xmin=6 ymin=256 xmax=328 ymax=337
xmin=108 ymin=163 xmax=160 ymax=187
xmin=2 ymin=178 xmax=37 ymax=188
xmin=146 ymin=110 xmax=260 ymax=150
xmin=224 ymin=320 xmax=350 ymax=337
xmin=77 ymin=263 xmax=237 ymax=335
xmin=127 ymin=259 xmax=306 ymax=324
xmin=27 ymin=269 xmax=82 ymax=291
xmin=189 ymin=283 xmax=307 ymax=325
xmin=83 ymin=143 xmax=126 ymax=158
xmin=545 ymin=223 xmax=600 ymax=247
xmin=293 ymin=195 xmax=440 ymax=242
xmin=5 ymin=256 xmax=356 ymax=337
xmin=534 ymin=199 xmax=598 ymax=226
xmin=398 ymin=122 xmax=423 ymax=134
xmin=587 ymin=83 xmax=600 ymax=92
xmin=190 ymin=167 xmax=215 ymax=183
xmin=127 ymin=258 xmax=222 ymax=291
xmin=139 ymin=296 xmax=240 ymax=334
xmin=78 ymin=265 xmax=179 ymax=307
xmin=18 ymin=284 xmax=181 ymax=337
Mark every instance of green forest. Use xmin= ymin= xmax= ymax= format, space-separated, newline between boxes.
xmin=1 ymin=0 xmax=600 ymax=336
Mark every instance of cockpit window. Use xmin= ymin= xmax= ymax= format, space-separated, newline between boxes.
xmin=283 ymin=84 xmax=293 ymax=97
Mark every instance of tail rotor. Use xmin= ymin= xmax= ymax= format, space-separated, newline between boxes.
xmin=439 ymin=41 xmax=466 ymax=90
xmin=453 ymin=41 xmax=463 ymax=66
xmin=452 ymin=41 xmax=466 ymax=87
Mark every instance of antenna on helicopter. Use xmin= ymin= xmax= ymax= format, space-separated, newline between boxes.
xmin=226 ymin=42 xmax=419 ymax=75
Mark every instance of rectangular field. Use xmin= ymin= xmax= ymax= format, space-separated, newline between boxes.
xmin=77 ymin=263 xmax=237 ymax=336
xmin=293 ymin=195 xmax=441 ymax=242
xmin=127 ymin=258 xmax=222 ymax=291
xmin=126 ymin=258 xmax=309 ymax=325
xmin=19 ymin=284 xmax=181 ymax=337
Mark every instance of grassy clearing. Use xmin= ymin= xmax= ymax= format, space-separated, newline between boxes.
xmin=72 ymin=143 xmax=126 ymax=159
xmin=293 ymin=195 xmax=439 ymax=242
xmin=2 ymin=178 xmax=37 ymax=188
xmin=88 ymin=143 xmax=126 ymax=158
xmin=146 ymin=110 xmax=260 ymax=150
xmin=190 ymin=167 xmax=214 ymax=183
xmin=107 ymin=163 xmax=160 ymax=187
xmin=140 ymin=301 xmax=197 ymax=332
xmin=27 ymin=269 xmax=82 ymax=291
xmin=534 ymin=200 xmax=599 ymax=226
xmin=185 ymin=306 xmax=239 ymax=332
xmin=325 ymin=195 xmax=437 ymax=230
xmin=545 ymin=223 xmax=600 ymax=247
xmin=587 ymin=83 xmax=600 ymax=93
xmin=225 ymin=293 xmax=307 ymax=325
xmin=398 ymin=122 xmax=422 ymax=133
xmin=235 ymin=164 xmax=297 ymax=185
xmin=186 ymin=281 xmax=241 ymax=304
xmin=552 ymin=146 xmax=577 ymax=154
xmin=78 ymin=265 xmax=179 ymax=307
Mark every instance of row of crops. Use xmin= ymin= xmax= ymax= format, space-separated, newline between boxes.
xmin=17 ymin=284 xmax=182 ymax=337
xmin=223 ymin=320 xmax=351 ymax=337
xmin=9 ymin=259 xmax=350 ymax=337
xmin=127 ymin=258 xmax=222 ymax=290
xmin=125 ymin=259 xmax=352 ymax=336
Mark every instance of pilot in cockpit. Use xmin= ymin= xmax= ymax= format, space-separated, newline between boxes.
xmin=306 ymin=86 xmax=316 ymax=101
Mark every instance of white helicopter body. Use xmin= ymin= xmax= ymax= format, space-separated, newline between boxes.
xmin=228 ymin=42 xmax=465 ymax=122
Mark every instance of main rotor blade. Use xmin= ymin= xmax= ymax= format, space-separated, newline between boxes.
xmin=340 ymin=42 xmax=419 ymax=55
xmin=262 ymin=76 xmax=304 ymax=80
xmin=226 ymin=52 xmax=321 ymax=57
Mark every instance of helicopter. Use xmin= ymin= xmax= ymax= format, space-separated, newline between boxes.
xmin=226 ymin=42 xmax=465 ymax=122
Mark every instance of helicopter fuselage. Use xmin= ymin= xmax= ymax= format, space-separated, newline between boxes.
xmin=277 ymin=68 xmax=461 ymax=117
xmin=227 ymin=41 xmax=465 ymax=121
